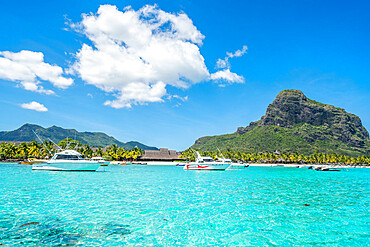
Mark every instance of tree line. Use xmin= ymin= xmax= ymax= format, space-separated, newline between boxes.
xmin=0 ymin=139 xmax=143 ymax=161
xmin=1 ymin=140 xmax=369 ymax=165
xmin=180 ymin=149 xmax=370 ymax=165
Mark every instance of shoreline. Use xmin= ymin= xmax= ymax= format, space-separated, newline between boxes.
xmin=1 ymin=160 xmax=369 ymax=168
xmin=248 ymin=163 xmax=370 ymax=168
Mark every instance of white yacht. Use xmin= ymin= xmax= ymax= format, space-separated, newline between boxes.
xmin=32 ymin=150 xmax=101 ymax=171
xmin=184 ymin=151 xmax=230 ymax=171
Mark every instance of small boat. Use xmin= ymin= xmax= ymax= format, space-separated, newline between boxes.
xmin=216 ymin=156 xmax=248 ymax=170
xmin=321 ymin=167 xmax=341 ymax=171
xmin=298 ymin=165 xmax=313 ymax=169
xmin=119 ymin=162 xmax=132 ymax=165
xmin=314 ymin=166 xmax=341 ymax=172
xmin=19 ymin=158 xmax=48 ymax=165
xmin=227 ymin=162 xmax=249 ymax=170
xmin=215 ymin=149 xmax=247 ymax=170
xmin=91 ymin=157 xmax=109 ymax=166
xmin=184 ymin=151 xmax=230 ymax=171
xmin=32 ymin=150 xmax=101 ymax=171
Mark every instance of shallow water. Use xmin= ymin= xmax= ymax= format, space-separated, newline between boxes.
xmin=0 ymin=164 xmax=369 ymax=246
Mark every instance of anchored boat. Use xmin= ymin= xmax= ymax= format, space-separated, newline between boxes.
xmin=184 ymin=151 xmax=230 ymax=171
xmin=19 ymin=158 xmax=48 ymax=165
xmin=32 ymin=150 xmax=101 ymax=171
xmin=91 ymin=156 xmax=109 ymax=166
xmin=227 ymin=162 xmax=249 ymax=170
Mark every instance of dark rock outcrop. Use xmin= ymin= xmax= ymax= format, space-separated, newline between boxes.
xmin=237 ymin=90 xmax=369 ymax=148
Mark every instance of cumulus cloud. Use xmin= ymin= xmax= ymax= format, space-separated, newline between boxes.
xmin=210 ymin=69 xmax=244 ymax=84
xmin=0 ymin=50 xmax=73 ymax=94
xmin=20 ymin=101 xmax=48 ymax=112
xmin=104 ymin=81 xmax=167 ymax=108
xmin=70 ymin=4 xmax=244 ymax=108
xmin=216 ymin=45 xmax=248 ymax=69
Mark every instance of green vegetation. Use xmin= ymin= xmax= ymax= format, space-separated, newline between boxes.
xmin=0 ymin=123 xmax=157 ymax=150
xmin=192 ymin=90 xmax=370 ymax=156
xmin=192 ymin=124 xmax=370 ymax=156
xmin=180 ymin=149 xmax=370 ymax=165
xmin=0 ymin=139 xmax=143 ymax=161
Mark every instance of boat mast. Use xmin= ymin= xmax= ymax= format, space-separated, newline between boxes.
xmin=217 ymin=147 xmax=226 ymax=160
xmin=189 ymin=148 xmax=200 ymax=161
xmin=48 ymin=138 xmax=62 ymax=150
xmin=32 ymin=130 xmax=52 ymax=155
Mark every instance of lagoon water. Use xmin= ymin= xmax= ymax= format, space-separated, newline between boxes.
xmin=0 ymin=164 xmax=369 ymax=246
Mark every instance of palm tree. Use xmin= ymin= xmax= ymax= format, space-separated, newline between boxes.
xmin=5 ymin=143 xmax=17 ymax=159
xmin=18 ymin=142 xmax=29 ymax=159
xmin=81 ymin=144 xmax=92 ymax=158
xmin=27 ymin=141 xmax=41 ymax=158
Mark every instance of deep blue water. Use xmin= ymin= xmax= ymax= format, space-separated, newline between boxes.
xmin=0 ymin=164 xmax=369 ymax=246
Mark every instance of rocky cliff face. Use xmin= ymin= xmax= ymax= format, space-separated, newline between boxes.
xmin=192 ymin=89 xmax=369 ymax=155
xmin=237 ymin=90 xmax=369 ymax=148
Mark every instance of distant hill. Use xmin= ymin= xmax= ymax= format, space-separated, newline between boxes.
xmin=192 ymin=90 xmax=370 ymax=156
xmin=0 ymin=123 xmax=158 ymax=150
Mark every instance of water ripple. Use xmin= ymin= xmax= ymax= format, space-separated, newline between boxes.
xmin=0 ymin=164 xmax=369 ymax=246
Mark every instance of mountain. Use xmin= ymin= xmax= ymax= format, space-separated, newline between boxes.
xmin=192 ymin=90 xmax=370 ymax=156
xmin=0 ymin=124 xmax=158 ymax=150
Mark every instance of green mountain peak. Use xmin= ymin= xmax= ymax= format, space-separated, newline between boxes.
xmin=192 ymin=90 xmax=370 ymax=156
xmin=0 ymin=124 xmax=158 ymax=150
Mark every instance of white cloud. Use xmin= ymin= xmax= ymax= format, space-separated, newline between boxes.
xmin=210 ymin=45 xmax=247 ymax=85
xmin=172 ymin=95 xmax=188 ymax=102
xmin=20 ymin=101 xmax=48 ymax=112
xmin=19 ymin=81 xmax=55 ymax=95
xmin=104 ymin=81 xmax=167 ymax=108
xmin=167 ymin=94 xmax=188 ymax=104
xmin=67 ymin=4 xmax=247 ymax=108
xmin=0 ymin=50 xmax=73 ymax=94
xmin=210 ymin=69 xmax=244 ymax=84
xmin=216 ymin=45 xmax=248 ymax=69
xmin=70 ymin=4 xmax=211 ymax=108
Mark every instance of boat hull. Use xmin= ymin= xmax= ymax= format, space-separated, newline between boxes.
xmin=184 ymin=163 xmax=230 ymax=170
xmin=32 ymin=162 xmax=101 ymax=171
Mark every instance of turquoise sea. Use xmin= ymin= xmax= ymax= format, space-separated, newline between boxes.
xmin=0 ymin=164 xmax=369 ymax=246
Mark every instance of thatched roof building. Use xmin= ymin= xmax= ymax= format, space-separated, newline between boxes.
xmin=0 ymin=141 xmax=32 ymax=145
xmin=138 ymin=148 xmax=184 ymax=161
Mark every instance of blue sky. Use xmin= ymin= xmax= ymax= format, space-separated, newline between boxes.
xmin=0 ymin=0 xmax=369 ymax=150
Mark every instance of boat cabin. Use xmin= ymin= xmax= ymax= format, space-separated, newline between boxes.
xmin=51 ymin=150 xmax=84 ymax=160
xmin=197 ymin=157 xmax=215 ymax=163
xmin=91 ymin=157 xmax=105 ymax=162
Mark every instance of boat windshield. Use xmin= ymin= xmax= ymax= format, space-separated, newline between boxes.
xmin=53 ymin=154 xmax=83 ymax=160
xmin=203 ymin=158 xmax=214 ymax=162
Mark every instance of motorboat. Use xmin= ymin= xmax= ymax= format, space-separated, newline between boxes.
xmin=91 ymin=156 xmax=109 ymax=166
xmin=19 ymin=158 xmax=48 ymax=165
xmin=216 ymin=151 xmax=248 ymax=170
xmin=227 ymin=162 xmax=249 ymax=170
xmin=314 ymin=166 xmax=341 ymax=172
xmin=183 ymin=151 xmax=230 ymax=171
xmin=297 ymin=165 xmax=313 ymax=169
xmin=32 ymin=150 xmax=101 ymax=171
